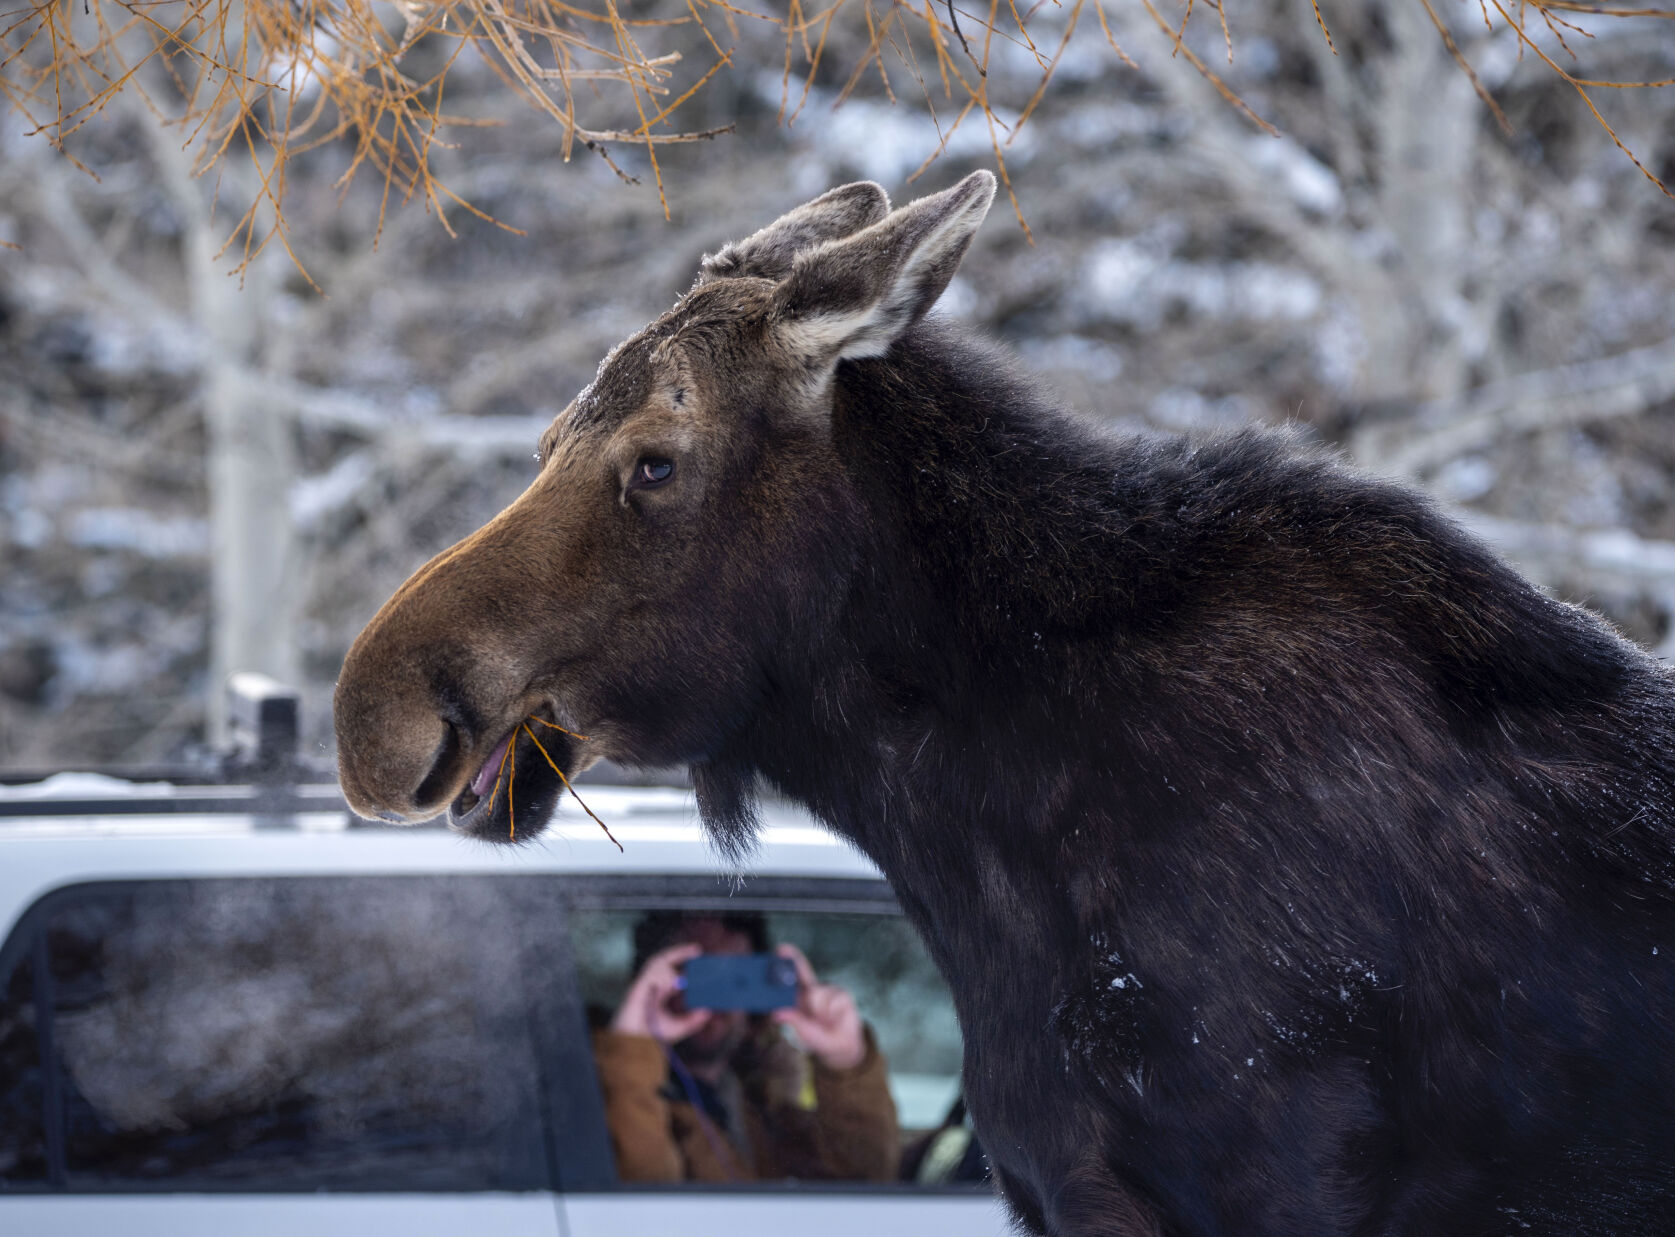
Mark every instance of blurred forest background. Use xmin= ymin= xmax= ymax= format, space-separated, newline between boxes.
xmin=2 ymin=0 xmax=1674 ymax=775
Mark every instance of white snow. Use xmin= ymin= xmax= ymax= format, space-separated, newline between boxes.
xmin=70 ymin=509 xmax=209 ymax=557
xmin=0 ymin=771 xmax=179 ymax=799
xmin=1243 ymin=135 xmax=1343 ymax=216
xmin=1077 ymin=236 xmax=1321 ymax=329
xmin=291 ymin=453 xmax=376 ymax=529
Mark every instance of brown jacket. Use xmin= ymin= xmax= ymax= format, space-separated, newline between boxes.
xmin=592 ymin=1026 xmax=900 ymax=1183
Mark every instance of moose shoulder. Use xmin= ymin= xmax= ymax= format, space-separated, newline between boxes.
xmin=334 ymin=173 xmax=1675 ymax=1236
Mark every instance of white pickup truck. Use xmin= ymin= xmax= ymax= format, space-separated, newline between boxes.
xmin=0 ymin=778 xmax=1009 ymax=1236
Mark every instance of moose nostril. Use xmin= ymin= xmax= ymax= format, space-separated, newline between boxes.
xmin=412 ymin=721 xmax=463 ymax=808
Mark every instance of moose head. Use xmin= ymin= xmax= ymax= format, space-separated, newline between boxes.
xmin=334 ymin=172 xmax=997 ymax=840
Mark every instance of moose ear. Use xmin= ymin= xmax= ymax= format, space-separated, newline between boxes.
xmin=698 ymin=182 xmax=892 ymax=284
xmin=771 ymin=171 xmax=995 ymax=364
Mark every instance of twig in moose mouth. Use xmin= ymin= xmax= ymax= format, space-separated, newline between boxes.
xmin=521 ymin=721 xmax=624 ymax=852
xmin=527 ymin=716 xmax=590 ymax=742
xmin=486 ymin=733 xmax=515 ymax=823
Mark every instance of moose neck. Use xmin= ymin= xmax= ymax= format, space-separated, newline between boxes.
xmin=706 ymin=320 xmax=1135 ymax=987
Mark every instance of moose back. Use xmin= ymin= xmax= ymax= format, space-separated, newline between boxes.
xmin=334 ymin=173 xmax=1675 ymax=1236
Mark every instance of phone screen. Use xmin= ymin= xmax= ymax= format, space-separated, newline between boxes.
xmin=681 ymin=953 xmax=800 ymax=1012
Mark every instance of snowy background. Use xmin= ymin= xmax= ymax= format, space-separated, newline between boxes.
xmin=3 ymin=0 xmax=1674 ymax=774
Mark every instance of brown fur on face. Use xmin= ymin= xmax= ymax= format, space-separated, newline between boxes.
xmin=334 ymin=173 xmax=995 ymax=837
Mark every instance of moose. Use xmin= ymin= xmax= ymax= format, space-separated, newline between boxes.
xmin=335 ymin=172 xmax=1675 ymax=1235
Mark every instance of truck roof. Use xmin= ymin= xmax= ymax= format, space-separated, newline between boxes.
xmin=0 ymin=781 xmax=882 ymax=946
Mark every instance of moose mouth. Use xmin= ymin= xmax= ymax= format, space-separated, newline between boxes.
xmin=448 ymin=708 xmax=579 ymax=843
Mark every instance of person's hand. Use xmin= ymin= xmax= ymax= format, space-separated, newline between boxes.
xmin=611 ymin=942 xmax=711 ymax=1042
xmin=771 ymin=943 xmax=867 ymax=1071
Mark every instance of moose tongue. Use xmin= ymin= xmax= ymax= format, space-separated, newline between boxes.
xmin=472 ymin=734 xmax=513 ymax=797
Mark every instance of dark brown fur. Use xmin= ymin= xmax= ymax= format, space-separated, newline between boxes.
xmin=336 ymin=175 xmax=1675 ymax=1235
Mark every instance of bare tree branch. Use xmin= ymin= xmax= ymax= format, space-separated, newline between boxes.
xmin=1357 ymin=337 xmax=1675 ymax=477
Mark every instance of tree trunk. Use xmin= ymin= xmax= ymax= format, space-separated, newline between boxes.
xmin=147 ymin=117 xmax=298 ymax=744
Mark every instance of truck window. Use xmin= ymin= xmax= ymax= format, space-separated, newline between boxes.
xmin=1 ymin=877 xmax=560 ymax=1191
xmin=0 ymin=947 xmax=46 ymax=1186
xmin=568 ymin=887 xmax=980 ymax=1188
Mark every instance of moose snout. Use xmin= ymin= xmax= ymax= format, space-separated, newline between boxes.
xmin=333 ymin=671 xmax=458 ymax=823
xmin=333 ymin=504 xmax=551 ymax=822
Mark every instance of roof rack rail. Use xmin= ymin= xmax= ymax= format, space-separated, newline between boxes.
xmin=0 ymin=785 xmax=356 ymax=819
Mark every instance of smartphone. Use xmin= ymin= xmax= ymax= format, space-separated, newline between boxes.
xmin=680 ymin=953 xmax=800 ymax=1012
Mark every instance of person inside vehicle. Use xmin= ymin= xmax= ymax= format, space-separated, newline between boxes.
xmin=592 ymin=910 xmax=900 ymax=1183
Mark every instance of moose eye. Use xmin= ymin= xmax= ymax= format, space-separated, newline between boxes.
xmin=634 ymin=458 xmax=675 ymax=488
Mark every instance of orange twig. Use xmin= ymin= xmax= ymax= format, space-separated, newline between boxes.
xmin=523 ymin=722 xmax=624 ymax=851
xmin=5 ymin=0 xmax=1671 ymax=266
